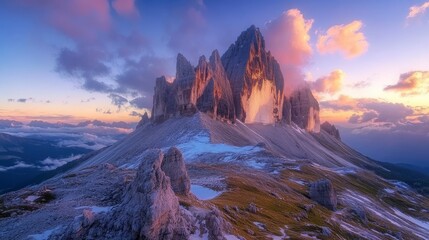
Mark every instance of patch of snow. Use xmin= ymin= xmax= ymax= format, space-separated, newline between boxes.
xmin=253 ymin=221 xmax=266 ymax=230
xmin=75 ymin=205 xmax=113 ymax=214
xmin=25 ymin=195 xmax=40 ymax=202
xmin=300 ymin=232 xmax=318 ymax=239
xmin=246 ymin=159 xmax=265 ymax=169
xmin=392 ymin=208 xmax=429 ymax=231
xmin=119 ymin=161 xmax=140 ymax=170
xmin=224 ymin=234 xmax=241 ymax=240
xmin=27 ymin=226 xmax=62 ymax=240
xmin=268 ymin=226 xmax=289 ymax=240
xmin=189 ymin=228 xmax=208 ymax=240
xmin=191 ymin=185 xmax=222 ymax=200
xmin=289 ymin=179 xmax=306 ymax=185
xmin=384 ymin=188 xmax=395 ymax=194
xmin=388 ymin=180 xmax=409 ymax=189
xmin=333 ymin=167 xmax=356 ymax=175
xmin=176 ymin=132 xmax=262 ymax=161
xmin=286 ymin=165 xmax=301 ymax=171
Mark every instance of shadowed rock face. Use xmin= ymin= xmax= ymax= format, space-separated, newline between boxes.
xmin=309 ymin=179 xmax=337 ymax=211
xmin=321 ymin=121 xmax=341 ymax=140
xmin=284 ymin=87 xmax=320 ymax=132
xmin=162 ymin=147 xmax=191 ymax=196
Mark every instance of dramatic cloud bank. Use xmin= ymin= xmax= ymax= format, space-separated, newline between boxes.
xmin=265 ymin=9 xmax=314 ymax=94
xmin=407 ymin=1 xmax=429 ymax=19
xmin=384 ymin=71 xmax=429 ymax=96
xmin=317 ymin=21 xmax=368 ymax=58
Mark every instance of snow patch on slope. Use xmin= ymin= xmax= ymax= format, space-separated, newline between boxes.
xmin=176 ymin=132 xmax=262 ymax=161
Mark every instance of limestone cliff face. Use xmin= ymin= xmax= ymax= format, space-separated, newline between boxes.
xmin=283 ymin=87 xmax=320 ymax=132
xmin=151 ymin=25 xmax=320 ymax=132
xmin=152 ymin=51 xmax=235 ymax=122
xmin=221 ymin=25 xmax=284 ymax=124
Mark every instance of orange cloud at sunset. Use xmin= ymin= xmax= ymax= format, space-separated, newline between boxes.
xmin=384 ymin=71 xmax=429 ymax=96
xmin=317 ymin=20 xmax=368 ymax=59
xmin=311 ymin=69 xmax=344 ymax=95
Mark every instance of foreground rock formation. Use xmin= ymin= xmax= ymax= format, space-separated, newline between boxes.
xmin=162 ymin=147 xmax=191 ymax=195
xmin=152 ymin=25 xmax=320 ymax=132
xmin=52 ymin=149 xmax=191 ymax=239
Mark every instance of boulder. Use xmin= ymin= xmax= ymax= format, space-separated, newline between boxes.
xmin=162 ymin=147 xmax=191 ymax=195
xmin=309 ymin=179 xmax=337 ymax=210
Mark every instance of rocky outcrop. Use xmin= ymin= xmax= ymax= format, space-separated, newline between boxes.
xmin=222 ymin=25 xmax=284 ymax=124
xmin=136 ymin=112 xmax=150 ymax=129
xmin=284 ymin=87 xmax=320 ymax=132
xmin=321 ymin=121 xmax=341 ymax=140
xmin=309 ymin=179 xmax=337 ymax=211
xmin=162 ymin=147 xmax=191 ymax=195
xmin=152 ymin=51 xmax=235 ymax=123
xmin=53 ymin=149 xmax=190 ymax=239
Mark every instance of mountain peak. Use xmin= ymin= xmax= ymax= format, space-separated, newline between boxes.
xmin=152 ymin=25 xmax=319 ymax=131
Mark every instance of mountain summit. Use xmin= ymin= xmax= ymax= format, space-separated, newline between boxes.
xmin=153 ymin=25 xmax=320 ymax=132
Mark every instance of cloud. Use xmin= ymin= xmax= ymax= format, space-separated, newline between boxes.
xmin=320 ymin=95 xmax=358 ymax=111
xmin=322 ymin=95 xmax=415 ymax=124
xmin=115 ymin=56 xmax=173 ymax=97
xmin=8 ymin=99 xmax=14 ymax=102
xmin=317 ymin=20 xmax=368 ymax=58
xmin=129 ymin=111 xmax=142 ymax=117
xmin=40 ymin=154 xmax=83 ymax=171
xmin=167 ymin=5 xmax=207 ymax=60
xmin=265 ymin=9 xmax=313 ymax=66
xmin=407 ymin=1 xmax=429 ymax=19
xmin=108 ymin=93 xmax=128 ymax=110
xmin=384 ymin=71 xmax=429 ymax=96
xmin=352 ymin=80 xmax=370 ymax=88
xmin=56 ymin=46 xmax=110 ymax=78
xmin=311 ymin=69 xmax=344 ymax=94
xmin=0 ymin=161 xmax=37 ymax=172
xmin=265 ymin=9 xmax=314 ymax=93
xmin=112 ymin=0 xmax=139 ymax=18
xmin=129 ymin=96 xmax=152 ymax=109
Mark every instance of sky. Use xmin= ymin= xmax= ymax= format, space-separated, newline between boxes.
xmin=0 ymin=0 xmax=428 ymax=166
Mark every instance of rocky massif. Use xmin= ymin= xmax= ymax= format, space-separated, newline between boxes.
xmin=153 ymin=25 xmax=320 ymax=132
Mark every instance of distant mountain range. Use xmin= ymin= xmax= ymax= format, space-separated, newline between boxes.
xmin=0 ymin=133 xmax=91 ymax=193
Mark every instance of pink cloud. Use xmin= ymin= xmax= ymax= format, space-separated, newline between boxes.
xmin=112 ymin=0 xmax=139 ymax=18
xmin=264 ymin=9 xmax=314 ymax=94
xmin=384 ymin=71 xmax=429 ymax=96
xmin=317 ymin=20 xmax=368 ymax=59
xmin=265 ymin=9 xmax=313 ymax=66
xmin=311 ymin=69 xmax=344 ymax=95
xmin=407 ymin=1 xmax=429 ymax=19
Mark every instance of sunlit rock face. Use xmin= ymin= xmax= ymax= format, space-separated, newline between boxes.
xmin=221 ymin=25 xmax=284 ymax=124
xmin=152 ymin=51 xmax=235 ymax=122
